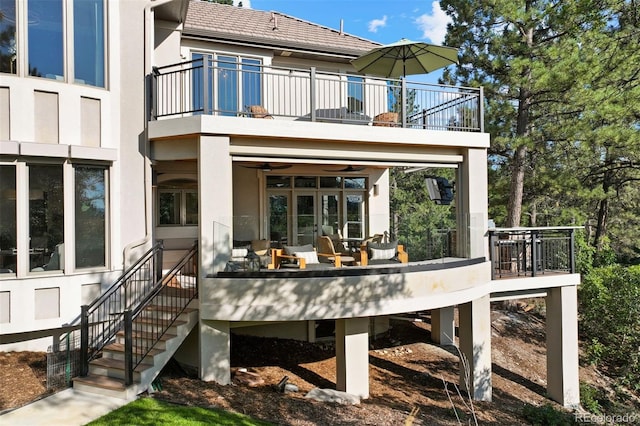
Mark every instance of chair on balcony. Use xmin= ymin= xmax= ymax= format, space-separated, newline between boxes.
xmin=360 ymin=240 xmax=408 ymax=266
xmin=269 ymin=244 xmax=334 ymax=270
xmin=249 ymin=105 xmax=274 ymax=119
xmin=317 ymin=236 xmax=356 ymax=267
xmin=373 ymin=112 xmax=399 ymax=127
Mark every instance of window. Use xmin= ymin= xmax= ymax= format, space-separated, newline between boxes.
xmin=0 ymin=165 xmax=16 ymax=273
xmin=29 ymin=164 xmax=64 ymax=272
xmin=347 ymin=75 xmax=364 ymax=114
xmin=28 ymin=0 xmax=64 ymax=79
xmin=74 ymin=0 xmax=105 ymax=87
xmin=157 ymin=179 xmax=198 ymax=226
xmin=192 ymin=52 xmax=262 ymax=115
xmin=0 ymin=0 xmax=17 ymax=74
xmin=75 ymin=166 xmax=106 ymax=268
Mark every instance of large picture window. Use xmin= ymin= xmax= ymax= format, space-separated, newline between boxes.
xmin=75 ymin=166 xmax=106 ymax=268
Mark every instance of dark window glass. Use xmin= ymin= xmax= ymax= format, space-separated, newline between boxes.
xmin=294 ymin=176 xmax=316 ymax=188
xmin=0 ymin=165 xmax=16 ymax=273
xmin=74 ymin=0 xmax=104 ymax=87
xmin=159 ymin=191 xmax=180 ymax=225
xmin=29 ymin=164 xmax=64 ymax=272
xmin=266 ymin=176 xmax=291 ymax=188
xmin=28 ymin=0 xmax=64 ymax=79
xmin=347 ymin=75 xmax=364 ymax=113
xmin=0 ymin=0 xmax=17 ymax=74
xmin=185 ymin=191 xmax=198 ymax=225
xmin=242 ymin=58 xmax=261 ymax=109
xmin=345 ymin=177 xmax=366 ymax=189
xmin=75 ymin=166 xmax=106 ymax=268
xmin=320 ymin=176 xmax=342 ymax=188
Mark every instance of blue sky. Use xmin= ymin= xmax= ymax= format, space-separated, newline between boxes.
xmin=237 ymin=0 xmax=454 ymax=82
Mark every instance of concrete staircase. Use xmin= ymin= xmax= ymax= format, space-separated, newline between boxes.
xmin=73 ymin=303 xmax=198 ymax=400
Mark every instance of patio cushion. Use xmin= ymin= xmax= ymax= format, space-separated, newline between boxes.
xmin=293 ymin=250 xmax=320 ymax=265
xmin=370 ymin=247 xmax=396 ymax=260
xmin=231 ymin=248 xmax=248 ymax=258
xmin=283 ymin=244 xmax=314 ymax=256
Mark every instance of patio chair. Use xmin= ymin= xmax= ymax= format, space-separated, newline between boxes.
xmin=317 ymin=236 xmax=356 ymax=267
xmin=373 ymin=112 xmax=399 ymax=127
xmin=270 ymin=244 xmax=334 ymax=269
xmin=249 ymin=105 xmax=274 ymax=119
xmin=360 ymin=240 xmax=408 ymax=266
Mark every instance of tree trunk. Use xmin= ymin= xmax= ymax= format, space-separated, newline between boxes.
xmin=593 ymin=172 xmax=611 ymax=250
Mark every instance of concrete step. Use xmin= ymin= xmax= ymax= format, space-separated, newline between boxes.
xmin=73 ymin=375 xmax=134 ymax=400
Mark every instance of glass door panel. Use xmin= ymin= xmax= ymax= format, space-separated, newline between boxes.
xmin=217 ymin=55 xmax=238 ymax=116
xmin=345 ymin=194 xmax=365 ymax=240
xmin=319 ymin=193 xmax=340 ymax=236
xmin=295 ymin=194 xmax=316 ymax=246
xmin=268 ymin=194 xmax=289 ymax=248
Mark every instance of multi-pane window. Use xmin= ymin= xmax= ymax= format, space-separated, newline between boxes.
xmin=0 ymin=0 xmax=17 ymax=74
xmin=192 ymin=52 xmax=262 ymax=115
xmin=75 ymin=166 xmax=106 ymax=268
xmin=158 ymin=180 xmax=198 ymax=226
xmin=2 ymin=0 xmax=106 ymax=86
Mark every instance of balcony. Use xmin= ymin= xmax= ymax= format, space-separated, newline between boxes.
xmin=150 ymin=58 xmax=484 ymax=132
xmin=489 ymin=227 xmax=579 ymax=280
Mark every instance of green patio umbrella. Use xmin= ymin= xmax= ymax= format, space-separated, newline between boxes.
xmin=350 ymin=38 xmax=459 ymax=78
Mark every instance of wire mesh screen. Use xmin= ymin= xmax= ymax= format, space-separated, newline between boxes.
xmin=46 ymin=332 xmax=82 ymax=390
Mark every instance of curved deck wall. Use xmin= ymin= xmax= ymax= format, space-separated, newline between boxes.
xmin=199 ymin=259 xmax=491 ymax=322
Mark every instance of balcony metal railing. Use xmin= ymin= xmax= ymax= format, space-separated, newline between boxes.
xmin=488 ymin=227 xmax=579 ymax=280
xmin=151 ymin=58 xmax=483 ymax=132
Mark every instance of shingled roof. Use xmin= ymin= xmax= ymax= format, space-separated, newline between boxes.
xmin=184 ymin=1 xmax=380 ymax=58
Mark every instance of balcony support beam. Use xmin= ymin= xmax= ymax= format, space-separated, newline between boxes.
xmin=431 ymin=306 xmax=455 ymax=345
xmin=458 ymin=295 xmax=492 ymax=401
xmin=335 ymin=317 xmax=370 ymax=399
xmin=546 ymin=285 xmax=580 ymax=407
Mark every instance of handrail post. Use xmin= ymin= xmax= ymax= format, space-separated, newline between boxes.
xmin=531 ymin=230 xmax=538 ymax=277
xmin=310 ymin=67 xmax=316 ymax=122
xmin=80 ymin=305 xmax=89 ymax=376
xmin=401 ymin=77 xmax=407 ymax=128
xmin=489 ymin=231 xmax=496 ymax=280
xmin=156 ymin=241 xmax=164 ymax=282
xmin=124 ymin=310 xmax=133 ymax=386
xmin=569 ymin=229 xmax=576 ymax=274
xmin=203 ymin=57 xmax=210 ymax=115
xmin=479 ymin=86 xmax=484 ymax=132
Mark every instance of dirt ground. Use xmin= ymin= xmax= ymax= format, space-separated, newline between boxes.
xmin=1 ymin=307 xmax=637 ymax=425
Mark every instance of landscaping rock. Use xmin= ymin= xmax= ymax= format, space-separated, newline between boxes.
xmin=304 ymin=388 xmax=361 ymax=405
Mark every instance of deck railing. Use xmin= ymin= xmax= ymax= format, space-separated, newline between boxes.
xmin=151 ymin=58 xmax=483 ymax=132
xmin=488 ymin=227 xmax=579 ymax=279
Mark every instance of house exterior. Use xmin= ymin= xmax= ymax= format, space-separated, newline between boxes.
xmin=0 ymin=0 xmax=580 ymax=408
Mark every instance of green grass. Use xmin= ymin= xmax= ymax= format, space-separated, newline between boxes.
xmin=86 ymin=397 xmax=273 ymax=426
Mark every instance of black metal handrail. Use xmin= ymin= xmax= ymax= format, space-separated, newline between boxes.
xmin=488 ymin=227 xmax=578 ymax=280
xmin=80 ymin=241 xmax=164 ymax=375
xmin=123 ymin=243 xmax=198 ymax=385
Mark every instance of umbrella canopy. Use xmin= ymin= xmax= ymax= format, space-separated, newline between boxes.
xmin=350 ymin=38 xmax=459 ymax=78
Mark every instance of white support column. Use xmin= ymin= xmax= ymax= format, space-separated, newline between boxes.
xmin=199 ymin=319 xmax=231 ymax=384
xmin=431 ymin=307 xmax=455 ymax=345
xmin=458 ymin=295 xmax=492 ymax=401
xmin=546 ymin=285 xmax=580 ymax=407
xmin=335 ymin=317 xmax=370 ymax=398
xmin=198 ymin=135 xmax=233 ymax=277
